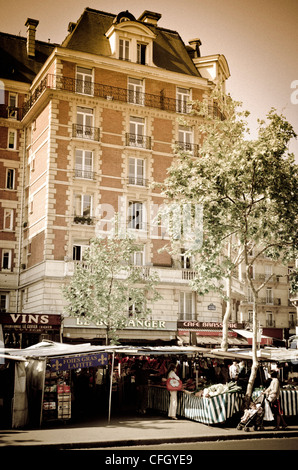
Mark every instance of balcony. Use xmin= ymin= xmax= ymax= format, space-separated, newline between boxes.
xmin=127 ymin=176 xmax=148 ymax=187
xmin=22 ymin=74 xmax=224 ymax=118
xmin=72 ymin=124 xmax=100 ymax=141
xmin=175 ymin=141 xmax=200 ymax=157
xmin=74 ymin=169 xmax=95 ymax=180
xmin=125 ymin=133 xmax=151 ymax=149
xmin=0 ymin=104 xmax=23 ymax=120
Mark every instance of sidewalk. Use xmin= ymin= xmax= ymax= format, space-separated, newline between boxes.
xmin=1 ymin=413 xmax=297 ymax=449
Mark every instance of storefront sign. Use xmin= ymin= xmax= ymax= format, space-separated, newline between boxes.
xmin=50 ymin=352 xmax=108 ymax=371
xmin=177 ymin=320 xmax=242 ymax=330
xmin=0 ymin=313 xmax=61 ymax=332
xmin=74 ymin=317 xmax=167 ymax=330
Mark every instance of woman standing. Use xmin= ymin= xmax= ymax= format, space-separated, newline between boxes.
xmin=167 ymin=363 xmax=180 ymax=420
xmin=264 ymin=370 xmax=287 ymax=430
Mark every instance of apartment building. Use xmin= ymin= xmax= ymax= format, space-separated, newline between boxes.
xmin=0 ymin=8 xmax=295 ymax=348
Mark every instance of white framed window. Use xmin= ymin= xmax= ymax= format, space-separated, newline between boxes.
xmin=76 ymin=67 xmax=93 ymax=95
xmin=265 ymin=265 xmax=273 ymax=279
xmin=0 ymin=292 xmax=9 ymax=312
xmin=119 ymin=38 xmax=130 ymax=60
xmin=74 ymin=194 xmax=92 ymax=217
xmin=180 ymin=249 xmax=192 ymax=269
xmin=6 ymin=168 xmax=15 ymax=189
xmin=137 ymin=43 xmax=147 ymax=65
xmin=73 ymin=244 xmax=89 ymax=261
xmin=266 ymin=311 xmax=274 ymax=327
xmin=128 ymin=157 xmax=145 ymax=186
xmin=266 ymin=287 xmax=273 ymax=304
xmin=179 ymin=292 xmax=195 ymax=320
xmin=128 ymin=78 xmax=144 ymax=105
xmin=8 ymin=93 xmax=17 ymax=119
xmin=75 ymin=149 xmax=93 ymax=179
xmin=130 ymin=246 xmax=145 ymax=266
xmin=128 ymin=201 xmax=145 ymax=230
xmin=2 ymin=249 xmax=12 ymax=270
xmin=3 ymin=209 xmax=13 ymax=231
xmin=176 ymin=87 xmax=191 ymax=114
xmin=75 ymin=107 xmax=94 ymax=139
xmin=178 ymin=125 xmax=193 ymax=150
xmin=8 ymin=129 xmax=17 ymax=149
xmin=129 ymin=116 xmax=145 ymax=147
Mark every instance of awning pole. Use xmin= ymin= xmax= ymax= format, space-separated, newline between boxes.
xmin=108 ymin=352 xmax=115 ymax=423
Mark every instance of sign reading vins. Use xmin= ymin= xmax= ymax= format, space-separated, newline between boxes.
xmin=50 ymin=353 xmax=108 ymax=371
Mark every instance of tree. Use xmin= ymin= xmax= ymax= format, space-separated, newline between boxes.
xmin=161 ymin=91 xmax=298 ymax=396
xmin=63 ymin=227 xmax=161 ymax=345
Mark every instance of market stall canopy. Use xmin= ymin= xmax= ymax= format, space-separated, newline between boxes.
xmin=0 ymin=340 xmax=211 ymax=361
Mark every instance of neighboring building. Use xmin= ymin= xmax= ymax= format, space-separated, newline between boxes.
xmin=0 ymin=8 xmax=295 ymax=348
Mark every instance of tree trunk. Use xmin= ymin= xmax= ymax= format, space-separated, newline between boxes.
xmin=246 ymin=290 xmax=259 ymax=398
xmin=221 ymin=273 xmax=232 ymax=351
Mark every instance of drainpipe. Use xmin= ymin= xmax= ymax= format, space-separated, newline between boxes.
xmin=16 ymin=127 xmax=26 ymax=314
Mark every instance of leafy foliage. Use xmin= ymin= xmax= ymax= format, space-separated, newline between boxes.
xmin=63 ymin=229 xmax=161 ymax=344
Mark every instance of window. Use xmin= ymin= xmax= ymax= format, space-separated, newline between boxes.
xmin=265 ymin=265 xmax=273 ymax=280
xmin=2 ymin=249 xmax=12 ymax=270
xmin=8 ymin=129 xmax=17 ymax=149
xmin=3 ymin=209 xmax=13 ymax=231
xmin=128 ymin=78 xmax=144 ymax=105
xmin=128 ymin=202 xmax=145 ymax=230
xmin=74 ymin=194 xmax=92 ymax=217
xmin=119 ymin=39 xmax=130 ymax=60
xmin=129 ymin=116 xmax=145 ymax=147
xmin=8 ymin=93 xmax=17 ymax=119
xmin=266 ymin=311 xmax=274 ymax=327
xmin=130 ymin=247 xmax=145 ymax=266
xmin=178 ymin=125 xmax=193 ymax=151
xmin=75 ymin=149 xmax=93 ymax=179
xmin=76 ymin=67 xmax=93 ymax=95
xmin=266 ymin=288 xmax=273 ymax=304
xmin=176 ymin=87 xmax=191 ymax=114
xmin=73 ymin=244 xmax=88 ymax=261
xmin=289 ymin=312 xmax=296 ymax=328
xmin=75 ymin=107 xmax=95 ymax=139
xmin=128 ymin=157 xmax=145 ymax=186
xmin=0 ymin=293 xmax=9 ymax=312
xmin=180 ymin=249 xmax=192 ymax=269
xmin=128 ymin=298 xmax=142 ymax=316
xmin=179 ymin=292 xmax=195 ymax=320
xmin=6 ymin=169 xmax=15 ymax=189
xmin=137 ymin=43 xmax=147 ymax=65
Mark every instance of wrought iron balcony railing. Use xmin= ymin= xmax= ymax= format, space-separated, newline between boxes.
xmin=125 ymin=133 xmax=151 ymax=149
xmin=74 ymin=169 xmax=95 ymax=180
xmin=22 ymin=74 xmax=225 ymax=119
xmin=0 ymin=104 xmax=23 ymax=120
xmin=127 ymin=176 xmax=148 ymax=187
xmin=175 ymin=141 xmax=200 ymax=157
xmin=72 ymin=124 xmax=100 ymax=141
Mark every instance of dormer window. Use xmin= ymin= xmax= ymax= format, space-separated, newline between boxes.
xmin=119 ymin=39 xmax=130 ymax=61
xmin=137 ymin=43 xmax=147 ymax=65
xmin=106 ymin=12 xmax=156 ymax=66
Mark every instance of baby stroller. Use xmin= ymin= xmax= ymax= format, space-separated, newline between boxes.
xmin=237 ymin=394 xmax=265 ymax=432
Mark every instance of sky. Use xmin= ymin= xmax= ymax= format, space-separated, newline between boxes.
xmin=0 ymin=0 xmax=298 ymax=157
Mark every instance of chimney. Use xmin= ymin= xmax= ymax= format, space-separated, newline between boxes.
xmin=138 ymin=11 xmax=162 ymax=26
xmin=25 ymin=18 xmax=39 ymax=57
xmin=188 ymin=39 xmax=202 ymax=58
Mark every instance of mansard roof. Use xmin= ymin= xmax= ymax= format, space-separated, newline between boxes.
xmin=62 ymin=8 xmax=201 ymax=77
xmin=0 ymin=32 xmax=56 ymax=83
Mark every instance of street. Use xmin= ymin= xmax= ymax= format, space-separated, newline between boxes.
xmin=72 ymin=436 xmax=298 ymax=451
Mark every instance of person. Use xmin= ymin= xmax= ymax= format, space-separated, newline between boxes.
xmin=133 ymin=360 xmax=150 ymax=414
xmin=264 ymin=370 xmax=287 ymax=430
xmin=229 ymin=361 xmax=239 ymax=381
xmin=167 ymin=363 xmax=180 ymax=420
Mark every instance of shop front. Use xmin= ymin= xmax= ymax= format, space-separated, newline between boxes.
xmin=177 ymin=321 xmax=248 ymax=348
xmin=0 ymin=313 xmax=62 ymax=348
xmin=62 ymin=316 xmax=178 ymax=346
